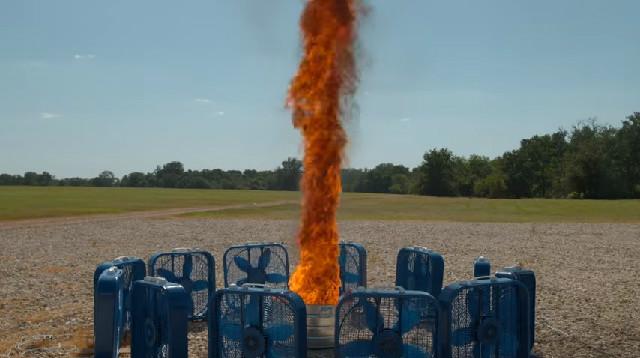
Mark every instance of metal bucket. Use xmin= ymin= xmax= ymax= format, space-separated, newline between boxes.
xmin=306 ymin=304 xmax=335 ymax=349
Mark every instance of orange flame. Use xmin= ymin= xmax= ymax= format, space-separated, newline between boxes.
xmin=287 ymin=0 xmax=358 ymax=305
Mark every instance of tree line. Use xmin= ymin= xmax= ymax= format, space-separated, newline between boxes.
xmin=2 ymin=113 xmax=638 ymax=199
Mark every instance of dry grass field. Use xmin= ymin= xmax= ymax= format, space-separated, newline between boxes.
xmin=1 ymin=209 xmax=639 ymax=357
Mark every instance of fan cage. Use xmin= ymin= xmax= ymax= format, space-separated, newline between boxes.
xmin=149 ymin=250 xmax=215 ymax=321
xmin=440 ymin=278 xmax=530 ymax=358
xmin=336 ymin=289 xmax=439 ymax=358
xmin=210 ymin=287 xmax=306 ymax=358
xmin=395 ymin=247 xmax=445 ymax=296
xmin=222 ymin=243 xmax=290 ymax=289
xmin=339 ymin=242 xmax=367 ymax=295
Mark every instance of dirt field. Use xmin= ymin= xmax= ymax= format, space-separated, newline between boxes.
xmin=1 ymin=216 xmax=638 ymax=357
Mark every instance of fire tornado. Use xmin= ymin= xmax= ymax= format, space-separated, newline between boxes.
xmin=287 ymin=0 xmax=359 ymax=305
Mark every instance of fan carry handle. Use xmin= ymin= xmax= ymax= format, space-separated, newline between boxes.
xmin=113 ymin=255 xmax=137 ymax=262
xmin=172 ymin=247 xmax=197 ymax=253
xmin=144 ymin=276 xmax=169 ymax=285
xmin=360 ymin=286 xmax=407 ymax=293
xmin=239 ymin=283 xmax=270 ymax=290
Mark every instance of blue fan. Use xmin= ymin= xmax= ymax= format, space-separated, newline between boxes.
xmin=339 ymin=241 xmax=367 ymax=295
xmin=396 ymin=247 xmax=444 ymax=296
xmin=223 ymin=243 xmax=289 ymax=289
xmin=336 ymin=288 xmax=439 ymax=358
xmin=209 ymin=284 xmax=307 ymax=358
xmin=131 ymin=277 xmax=190 ymax=358
xmin=440 ymin=277 xmax=530 ymax=358
xmin=149 ymin=248 xmax=215 ymax=320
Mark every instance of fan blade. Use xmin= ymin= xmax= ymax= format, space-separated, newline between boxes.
xmin=220 ymin=322 xmax=242 ymax=340
xmin=340 ymin=340 xmax=373 ymax=356
xmin=451 ymin=327 xmax=475 ymax=347
xmin=258 ymin=248 xmax=272 ymax=270
xmin=156 ymin=268 xmax=177 ymax=282
xmin=403 ymin=343 xmax=430 ymax=358
xmin=234 ymin=256 xmax=251 ymax=273
xmin=264 ymin=324 xmax=294 ymax=341
xmin=342 ymin=272 xmax=360 ymax=284
xmin=182 ymin=255 xmax=193 ymax=278
xmin=265 ymin=273 xmax=288 ymax=284
xmin=361 ymin=299 xmax=382 ymax=333
xmin=192 ymin=280 xmax=209 ymax=292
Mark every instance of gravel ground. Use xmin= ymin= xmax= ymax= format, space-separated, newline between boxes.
xmin=0 ymin=217 xmax=639 ymax=357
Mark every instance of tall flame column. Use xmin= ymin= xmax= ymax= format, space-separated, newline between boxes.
xmin=287 ymin=0 xmax=358 ymax=306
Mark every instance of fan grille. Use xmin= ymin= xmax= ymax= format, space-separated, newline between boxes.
xmin=449 ymin=284 xmax=520 ymax=358
xmin=140 ymin=284 xmax=170 ymax=358
xmin=119 ymin=264 xmax=134 ymax=329
xmin=218 ymin=291 xmax=299 ymax=357
xmin=337 ymin=293 xmax=438 ymax=357
xmin=154 ymin=253 xmax=211 ymax=318
xmin=223 ymin=244 xmax=289 ymax=289
xmin=339 ymin=243 xmax=366 ymax=294
xmin=396 ymin=248 xmax=444 ymax=297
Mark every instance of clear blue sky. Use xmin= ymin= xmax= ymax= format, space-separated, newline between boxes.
xmin=1 ymin=0 xmax=638 ymax=178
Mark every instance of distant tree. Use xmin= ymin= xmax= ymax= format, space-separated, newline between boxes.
xmin=92 ymin=170 xmax=117 ymax=187
xmin=23 ymin=172 xmax=39 ymax=186
xmin=389 ymin=173 xmax=410 ymax=194
xmin=0 ymin=174 xmax=22 ymax=185
xmin=274 ymin=157 xmax=302 ymax=191
xmin=59 ymin=177 xmax=91 ymax=186
xmin=450 ymin=154 xmax=494 ymax=197
xmin=474 ymin=171 xmax=508 ymax=198
xmin=417 ymin=148 xmax=458 ymax=196
xmin=37 ymin=172 xmax=54 ymax=186
xmin=564 ymin=120 xmax=622 ymax=198
xmin=362 ymin=163 xmax=410 ymax=193
xmin=121 ymin=172 xmax=148 ymax=187
xmin=243 ymin=169 xmax=269 ymax=190
xmin=341 ymin=168 xmax=365 ymax=192
xmin=157 ymin=161 xmax=184 ymax=188
xmin=223 ymin=170 xmax=243 ymax=189
xmin=500 ymin=131 xmax=568 ymax=198
xmin=614 ymin=113 xmax=640 ymax=196
xmin=176 ymin=174 xmax=211 ymax=189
